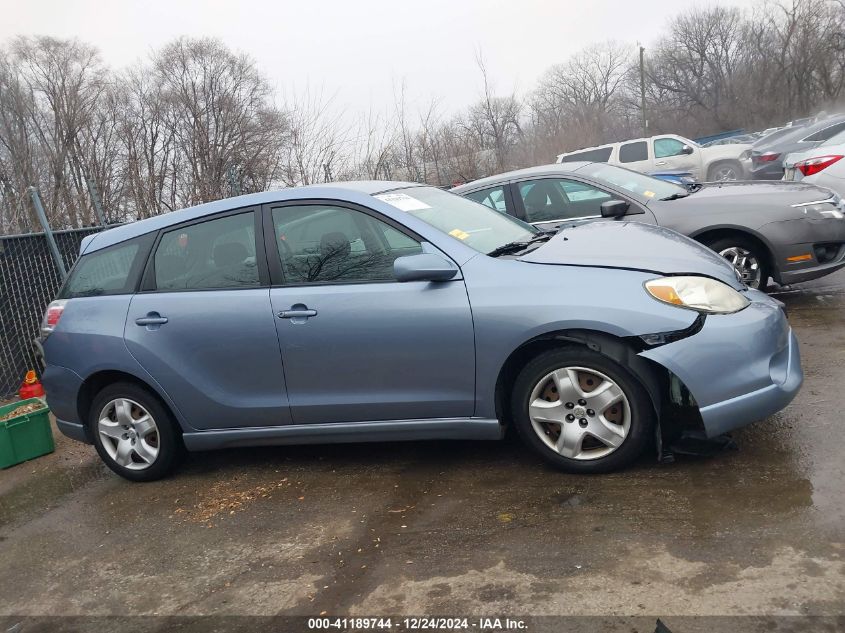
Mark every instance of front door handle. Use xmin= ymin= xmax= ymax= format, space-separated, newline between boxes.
xmin=135 ymin=313 xmax=169 ymax=327
xmin=655 ymin=160 xmax=667 ymax=166
xmin=278 ymin=309 xmax=318 ymax=319
xmin=278 ymin=304 xmax=317 ymax=323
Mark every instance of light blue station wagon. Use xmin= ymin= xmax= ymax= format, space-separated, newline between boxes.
xmin=39 ymin=182 xmax=802 ymax=480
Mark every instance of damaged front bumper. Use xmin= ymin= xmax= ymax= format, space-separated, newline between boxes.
xmin=639 ymin=289 xmax=803 ymax=437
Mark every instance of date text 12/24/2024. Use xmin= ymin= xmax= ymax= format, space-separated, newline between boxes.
xmin=307 ymin=617 xmax=528 ymax=630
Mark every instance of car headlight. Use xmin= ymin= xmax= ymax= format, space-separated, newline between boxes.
xmin=645 ymin=276 xmax=750 ymax=314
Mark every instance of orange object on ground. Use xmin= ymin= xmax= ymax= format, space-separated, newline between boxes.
xmin=19 ymin=370 xmax=45 ymax=400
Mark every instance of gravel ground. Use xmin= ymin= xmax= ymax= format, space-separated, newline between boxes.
xmin=1 ymin=272 xmax=844 ymax=632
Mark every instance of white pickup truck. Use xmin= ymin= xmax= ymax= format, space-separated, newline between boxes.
xmin=556 ymin=134 xmax=752 ymax=181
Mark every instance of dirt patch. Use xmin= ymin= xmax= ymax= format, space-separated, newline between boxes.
xmin=171 ymin=475 xmax=297 ymax=525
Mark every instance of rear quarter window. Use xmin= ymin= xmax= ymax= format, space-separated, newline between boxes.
xmin=59 ymin=235 xmax=150 ymax=298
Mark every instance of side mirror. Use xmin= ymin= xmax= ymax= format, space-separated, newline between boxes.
xmin=681 ymin=144 xmax=694 ymax=155
xmin=600 ymin=200 xmax=630 ymax=218
xmin=394 ymin=252 xmax=459 ymax=282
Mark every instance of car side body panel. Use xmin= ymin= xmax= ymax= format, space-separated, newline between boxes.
xmin=459 ymin=256 xmax=699 ymax=419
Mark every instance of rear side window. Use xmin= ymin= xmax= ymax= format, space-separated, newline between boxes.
xmin=464 ymin=185 xmax=509 ymax=213
xmin=560 ymin=147 xmax=613 ymax=163
xmin=619 ymin=141 xmax=648 ymax=163
xmin=803 ymin=121 xmax=845 ymax=142
xmin=153 ymin=212 xmax=259 ymax=290
xmin=60 ymin=238 xmax=143 ymax=298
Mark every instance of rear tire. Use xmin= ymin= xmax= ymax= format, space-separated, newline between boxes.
xmin=88 ymin=382 xmax=183 ymax=482
xmin=707 ymin=161 xmax=742 ymax=181
xmin=703 ymin=235 xmax=771 ymax=291
xmin=510 ymin=347 xmax=654 ymax=474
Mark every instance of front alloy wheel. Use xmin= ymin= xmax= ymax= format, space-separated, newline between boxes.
xmin=719 ymin=246 xmax=762 ymax=288
xmin=703 ymin=235 xmax=771 ymax=291
xmin=528 ymin=366 xmax=630 ymax=460
xmin=511 ymin=347 xmax=653 ymax=473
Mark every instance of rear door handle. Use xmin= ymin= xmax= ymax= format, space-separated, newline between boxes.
xmin=135 ymin=313 xmax=169 ymax=326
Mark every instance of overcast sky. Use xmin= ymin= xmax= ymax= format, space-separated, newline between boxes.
xmin=1 ymin=0 xmax=759 ymax=117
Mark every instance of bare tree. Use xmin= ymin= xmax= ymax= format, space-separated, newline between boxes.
xmin=152 ymin=37 xmax=287 ymax=207
xmin=279 ymin=86 xmax=349 ymax=186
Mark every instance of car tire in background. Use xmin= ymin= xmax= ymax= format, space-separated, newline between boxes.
xmin=510 ymin=347 xmax=653 ymax=474
xmin=703 ymin=235 xmax=771 ymax=291
xmin=707 ymin=160 xmax=742 ymax=181
xmin=89 ymin=382 xmax=183 ymax=482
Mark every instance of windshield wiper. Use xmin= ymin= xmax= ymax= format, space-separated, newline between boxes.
xmin=486 ymin=231 xmax=555 ymax=257
xmin=660 ymin=192 xmax=690 ymax=201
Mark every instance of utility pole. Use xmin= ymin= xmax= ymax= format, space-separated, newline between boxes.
xmin=639 ymin=45 xmax=648 ymax=137
xmin=84 ymin=175 xmax=107 ymax=226
xmin=226 ymin=165 xmax=241 ymax=197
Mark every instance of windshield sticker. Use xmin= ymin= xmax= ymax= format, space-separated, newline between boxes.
xmin=375 ymin=192 xmax=431 ymax=211
xmin=449 ymin=229 xmax=470 ymax=240
xmin=643 ymin=190 xmax=656 ymax=198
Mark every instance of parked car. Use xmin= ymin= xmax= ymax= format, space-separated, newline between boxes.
xmin=452 ymin=163 xmax=845 ymax=290
xmin=41 ymin=183 xmax=802 ymax=480
xmin=750 ymin=115 xmax=845 ymax=180
xmin=782 ymin=127 xmax=845 ymax=197
xmin=648 ymin=169 xmax=699 ymax=190
xmin=703 ymin=134 xmax=757 ymax=147
xmin=557 ymin=134 xmax=751 ymax=181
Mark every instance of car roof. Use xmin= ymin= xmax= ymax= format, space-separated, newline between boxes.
xmin=558 ymin=134 xmax=691 ymax=158
xmin=755 ymin=115 xmax=845 ymax=150
xmin=81 ymin=181 xmax=426 ymax=254
xmin=450 ymin=163 xmax=590 ymax=193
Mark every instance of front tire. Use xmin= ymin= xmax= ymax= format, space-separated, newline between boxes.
xmin=89 ymin=382 xmax=183 ymax=482
xmin=703 ymin=235 xmax=771 ymax=290
xmin=510 ymin=347 xmax=654 ymax=473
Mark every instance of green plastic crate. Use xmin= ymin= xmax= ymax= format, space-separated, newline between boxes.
xmin=0 ymin=397 xmax=54 ymax=469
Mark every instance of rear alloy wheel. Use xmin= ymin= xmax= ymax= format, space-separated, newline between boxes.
xmin=704 ymin=236 xmax=771 ymax=291
xmin=708 ymin=162 xmax=741 ymax=181
xmin=89 ymin=382 xmax=182 ymax=481
xmin=511 ymin=348 xmax=653 ymax=473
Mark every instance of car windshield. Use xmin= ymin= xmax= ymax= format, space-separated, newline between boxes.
xmin=576 ymin=163 xmax=687 ymax=201
xmin=376 ymin=186 xmax=537 ymax=253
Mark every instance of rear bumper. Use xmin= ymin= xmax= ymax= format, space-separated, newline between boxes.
xmin=41 ymin=364 xmax=86 ymax=438
xmin=56 ymin=419 xmax=91 ymax=444
xmin=640 ymin=291 xmax=802 ymax=437
xmin=751 ymin=162 xmax=784 ymax=180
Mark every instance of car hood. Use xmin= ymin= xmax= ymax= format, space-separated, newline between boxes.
xmin=518 ymin=221 xmax=743 ymax=289
xmin=665 ymin=180 xmax=836 ymax=204
xmin=700 ymin=143 xmax=752 ymax=160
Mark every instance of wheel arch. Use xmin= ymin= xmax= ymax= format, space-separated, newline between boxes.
xmin=691 ymin=226 xmax=775 ymax=273
xmin=493 ymin=329 xmax=666 ymax=429
xmin=77 ymin=369 xmax=184 ymax=434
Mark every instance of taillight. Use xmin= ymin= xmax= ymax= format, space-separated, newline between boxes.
xmin=794 ymin=155 xmax=844 ymax=177
xmin=758 ymin=152 xmax=781 ymax=162
xmin=40 ymin=299 xmax=67 ymax=338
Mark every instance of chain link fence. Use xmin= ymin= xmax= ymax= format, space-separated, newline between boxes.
xmin=0 ymin=225 xmax=109 ymax=397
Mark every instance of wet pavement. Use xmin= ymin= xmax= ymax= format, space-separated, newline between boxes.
xmin=1 ymin=272 xmax=844 ymax=624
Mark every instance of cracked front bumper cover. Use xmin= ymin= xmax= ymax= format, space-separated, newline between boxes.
xmin=639 ymin=289 xmax=802 ymax=437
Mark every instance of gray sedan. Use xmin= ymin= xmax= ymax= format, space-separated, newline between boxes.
xmin=452 ymin=163 xmax=845 ymax=289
